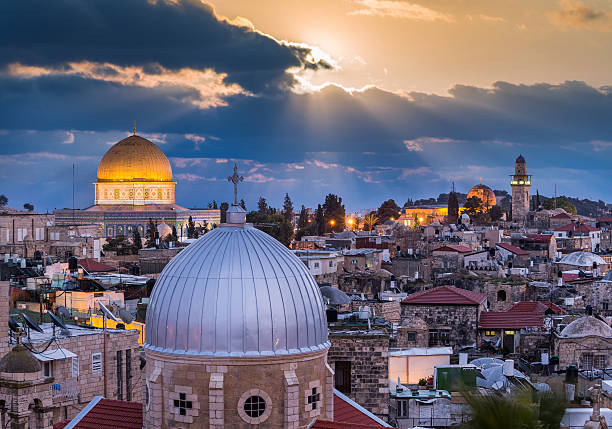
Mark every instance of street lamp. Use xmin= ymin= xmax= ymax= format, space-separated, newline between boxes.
xmin=329 ymin=219 xmax=335 ymax=226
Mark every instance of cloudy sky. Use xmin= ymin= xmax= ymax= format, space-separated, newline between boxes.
xmin=2 ymin=0 xmax=612 ymax=212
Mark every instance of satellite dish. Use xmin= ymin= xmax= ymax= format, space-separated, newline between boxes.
xmin=47 ymin=311 xmax=68 ymax=330
xmin=56 ymin=306 xmax=71 ymax=319
xmin=8 ymin=316 xmax=20 ymax=332
xmin=98 ymin=301 xmax=119 ymax=322
xmin=119 ymin=309 xmax=134 ymax=324
xmin=21 ymin=313 xmax=44 ymax=333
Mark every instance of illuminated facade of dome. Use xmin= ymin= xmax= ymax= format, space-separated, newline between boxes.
xmin=467 ymin=184 xmax=496 ymax=208
xmin=94 ymin=135 xmax=175 ymax=205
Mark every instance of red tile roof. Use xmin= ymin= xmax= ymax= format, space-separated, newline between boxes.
xmin=508 ymin=301 xmax=550 ymax=314
xmin=433 ymin=245 xmax=473 ymax=253
xmin=332 ymin=391 xmax=387 ymax=427
xmin=78 ymin=258 xmax=117 ymax=273
xmin=496 ymin=242 xmax=529 ymax=255
xmin=525 ymin=234 xmax=553 ymax=243
xmin=551 ymin=212 xmax=572 ymax=219
xmin=402 ymin=285 xmax=487 ymax=306
xmin=479 ymin=312 xmax=543 ymax=329
xmin=541 ymin=301 xmax=567 ymax=314
xmin=53 ymin=398 xmax=142 ymax=429
xmin=554 ymin=223 xmax=598 ymax=233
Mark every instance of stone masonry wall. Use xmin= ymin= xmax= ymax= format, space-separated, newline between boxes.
xmin=328 ymin=332 xmax=389 ymax=421
xmin=400 ymin=304 xmax=479 ymax=350
xmin=350 ymin=301 xmax=401 ymax=323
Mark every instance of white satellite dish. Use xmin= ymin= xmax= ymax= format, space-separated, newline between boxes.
xmin=97 ymin=301 xmax=119 ymax=322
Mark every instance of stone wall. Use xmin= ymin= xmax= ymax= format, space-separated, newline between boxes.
xmin=350 ymin=301 xmax=401 ymax=323
xmin=327 ymin=331 xmax=389 ymax=421
xmin=473 ymin=281 xmax=527 ymax=312
xmin=400 ymin=304 xmax=480 ymax=350
xmin=519 ymin=332 xmax=551 ymax=361
xmin=579 ymin=281 xmax=612 ymax=316
xmin=144 ymin=349 xmax=331 ymax=429
xmin=554 ymin=335 xmax=612 ymax=370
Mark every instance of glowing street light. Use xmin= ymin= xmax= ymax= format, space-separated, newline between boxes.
xmin=329 ymin=219 xmax=335 ymax=226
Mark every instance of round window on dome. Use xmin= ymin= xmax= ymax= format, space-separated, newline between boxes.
xmin=244 ymin=395 xmax=266 ymax=418
xmin=237 ymin=389 xmax=272 ymax=424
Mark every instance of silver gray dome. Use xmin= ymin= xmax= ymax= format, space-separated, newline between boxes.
xmin=558 ymin=251 xmax=605 ymax=267
xmin=559 ymin=316 xmax=612 ymax=338
xmin=144 ymin=223 xmax=330 ymax=357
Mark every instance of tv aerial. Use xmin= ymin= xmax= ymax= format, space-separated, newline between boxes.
xmin=98 ymin=301 xmax=120 ymax=322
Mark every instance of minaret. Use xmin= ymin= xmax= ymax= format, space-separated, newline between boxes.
xmin=510 ymin=154 xmax=531 ymax=220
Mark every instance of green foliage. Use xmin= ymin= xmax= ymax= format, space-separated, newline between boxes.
xmin=448 ymin=191 xmax=459 ymax=223
xmin=461 ymin=389 xmax=567 ymax=429
xmin=464 ymin=196 xmax=483 ymax=217
xmin=246 ymin=211 xmax=294 ymax=247
xmin=23 ymin=203 xmax=34 ymax=211
xmin=376 ymin=199 xmax=400 ymax=223
xmin=103 ymin=234 xmax=135 ymax=255
xmin=145 ymin=218 xmax=157 ymax=248
xmin=0 ymin=194 xmax=8 ymax=207
xmin=543 ymin=197 xmax=577 ymax=215
xmin=323 ymin=194 xmax=345 ymax=232
xmin=282 ymin=193 xmax=294 ymax=223
xmin=239 ymin=199 xmax=246 ymax=210
xmin=220 ymin=201 xmax=229 ymax=223
xmin=297 ymin=205 xmax=309 ymax=230
xmin=488 ymin=205 xmax=504 ymax=222
xmin=257 ymin=197 xmax=268 ymax=214
xmin=187 ymin=216 xmax=196 ymax=239
xmin=314 ymin=204 xmax=325 ymax=235
xmin=132 ymin=229 xmax=142 ymax=250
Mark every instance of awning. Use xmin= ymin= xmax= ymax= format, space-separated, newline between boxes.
xmin=32 ymin=348 xmax=76 ymax=362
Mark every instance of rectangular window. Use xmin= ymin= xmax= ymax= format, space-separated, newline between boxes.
xmin=351 ymin=259 xmax=357 ymax=265
xmin=116 ymin=350 xmax=123 ymax=400
xmin=72 ymin=357 xmax=79 ymax=378
xmin=594 ymin=355 xmax=606 ymax=369
xmin=582 ymin=353 xmax=594 ymax=370
xmin=398 ymin=399 xmax=409 ymax=417
xmin=407 ymin=332 xmax=416 ymax=342
xmin=313 ymin=262 xmax=319 ymax=268
xmin=5 ymin=230 xmax=9 ymax=243
xmin=334 ymin=361 xmax=352 ymax=394
xmin=92 ymin=352 xmax=102 ymax=374
xmin=126 ymin=349 xmax=132 ymax=401
xmin=485 ymin=330 xmax=496 ymax=336
xmin=329 ymin=261 xmax=334 ymax=268
xmin=504 ymin=330 xmax=515 ymax=335
xmin=603 ymin=302 xmax=609 ymax=310
xmin=43 ymin=361 xmax=53 ymax=377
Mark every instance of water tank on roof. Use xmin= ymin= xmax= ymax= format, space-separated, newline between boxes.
xmin=358 ymin=306 xmax=371 ymax=319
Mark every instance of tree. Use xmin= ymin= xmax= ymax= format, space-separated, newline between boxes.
xmin=464 ymin=196 xmax=483 ymax=217
xmin=246 ymin=211 xmax=294 ymax=247
xmin=536 ymin=189 xmax=541 ymax=209
xmin=448 ymin=191 xmax=459 ymax=223
xmin=257 ymin=197 xmax=269 ymax=214
xmin=282 ymin=193 xmax=294 ymax=223
xmin=297 ymin=205 xmax=309 ymax=230
xmin=376 ymin=199 xmax=400 ymax=223
xmin=102 ymin=234 xmax=133 ymax=255
xmin=488 ymin=205 xmax=504 ymax=222
xmin=314 ymin=204 xmax=325 ymax=235
xmin=0 ymin=195 xmax=7 ymax=207
xmin=322 ymin=194 xmax=345 ymax=232
xmin=363 ymin=213 xmax=379 ymax=231
xmin=187 ymin=216 xmax=196 ymax=239
xmin=23 ymin=203 xmax=34 ymax=211
xmin=220 ymin=202 xmax=229 ymax=223
xmin=461 ymin=388 xmax=566 ymax=429
xmin=132 ymin=229 xmax=142 ymax=250
xmin=145 ymin=218 xmax=157 ymax=248
xmin=543 ymin=196 xmax=577 ymax=215
xmin=239 ymin=199 xmax=246 ymax=210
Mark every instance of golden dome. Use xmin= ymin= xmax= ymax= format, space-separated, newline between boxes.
xmin=467 ymin=184 xmax=496 ymax=207
xmin=97 ymin=135 xmax=173 ymax=182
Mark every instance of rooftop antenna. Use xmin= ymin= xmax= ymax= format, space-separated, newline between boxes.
xmin=452 ymin=181 xmax=455 ymax=193
xmin=133 ymin=120 xmax=136 ymax=136
xmin=554 ymin=184 xmax=557 ymax=210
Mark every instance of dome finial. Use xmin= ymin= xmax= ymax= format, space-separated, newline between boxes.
xmin=133 ymin=120 xmax=136 ymax=136
xmin=227 ymin=164 xmax=244 ymax=206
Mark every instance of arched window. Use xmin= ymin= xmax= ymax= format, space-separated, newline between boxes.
xmin=497 ymin=290 xmax=507 ymax=302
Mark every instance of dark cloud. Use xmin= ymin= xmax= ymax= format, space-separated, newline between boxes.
xmin=549 ymin=0 xmax=612 ymax=30
xmin=0 ymin=0 xmax=330 ymax=94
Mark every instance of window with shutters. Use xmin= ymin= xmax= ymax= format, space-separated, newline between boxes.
xmin=92 ymin=352 xmax=102 ymax=374
xmin=116 ymin=350 xmax=123 ymax=400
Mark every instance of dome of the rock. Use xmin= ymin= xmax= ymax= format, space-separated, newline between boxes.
xmin=467 ymin=184 xmax=496 ymax=207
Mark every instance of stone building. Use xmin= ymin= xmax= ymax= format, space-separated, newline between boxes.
xmin=554 ymin=316 xmax=612 ymax=371
xmin=0 ymin=281 xmax=141 ymax=428
xmin=349 ymin=300 xmax=401 ymax=324
xmin=510 ymin=154 xmax=531 ymax=221
xmin=327 ymin=328 xmax=390 ymax=422
xmin=401 ymin=286 xmax=487 ymax=350
xmin=143 ymin=203 xmax=333 ymax=428
xmin=394 ymin=317 xmax=429 ymax=349
xmin=431 ymin=245 xmax=474 ymax=270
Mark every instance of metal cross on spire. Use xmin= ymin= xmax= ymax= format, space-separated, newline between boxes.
xmin=227 ymin=164 xmax=244 ymax=205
